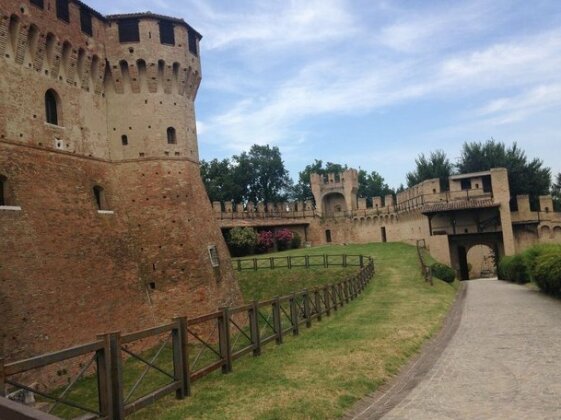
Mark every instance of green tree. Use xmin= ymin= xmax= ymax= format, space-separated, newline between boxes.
xmin=200 ymin=158 xmax=241 ymax=203
xmin=233 ymin=145 xmax=292 ymax=203
xmin=406 ymin=150 xmax=453 ymax=191
xmin=358 ymin=170 xmax=394 ymax=206
xmin=456 ymin=140 xmax=551 ymax=206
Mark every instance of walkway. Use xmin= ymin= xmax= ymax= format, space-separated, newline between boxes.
xmin=348 ymin=279 xmax=561 ymax=419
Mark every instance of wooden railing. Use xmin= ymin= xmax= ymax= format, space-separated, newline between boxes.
xmin=233 ymin=254 xmax=365 ymax=271
xmin=416 ymin=240 xmax=433 ymax=286
xmin=1 ymin=255 xmax=374 ymax=419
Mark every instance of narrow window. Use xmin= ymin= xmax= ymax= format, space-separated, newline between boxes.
xmin=121 ymin=135 xmax=128 ymax=145
xmin=208 ymin=245 xmax=220 ymax=267
xmin=45 ymin=89 xmax=59 ymax=125
xmin=159 ymin=20 xmax=175 ymax=45
xmin=80 ymin=7 xmax=93 ymax=36
xmin=56 ymin=0 xmax=70 ymax=23
xmin=460 ymin=178 xmax=472 ymax=191
xmin=118 ymin=19 xmax=140 ymax=43
xmin=167 ymin=127 xmax=176 ymax=144
xmin=30 ymin=0 xmax=44 ymax=9
xmin=187 ymin=28 xmax=198 ymax=56
xmin=0 ymin=175 xmax=7 ymax=206
xmin=325 ymin=229 xmax=332 ymax=243
xmin=93 ymin=185 xmax=107 ymax=210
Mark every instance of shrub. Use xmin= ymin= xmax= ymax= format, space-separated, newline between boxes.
xmin=533 ymin=253 xmax=561 ymax=296
xmin=291 ymin=232 xmax=302 ymax=249
xmin=498 ymin=254 xmax=530 ymax=284
xmin=257 ymin=230 xmax=274 ymax=253
xmin=431 ymin=263 xmax=455 ymax=283
xmin=227 ymin=227 xmax=257 ymax=257
xmin=275 ymin=229 xmax=293 ymax=251
xmin=522 ymin=244 xmax=561 ymax=280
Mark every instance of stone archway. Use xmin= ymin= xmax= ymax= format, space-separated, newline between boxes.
xmin=449 ymin=233 xmax=502 ymax=281
xmin=322 ymin=192 xmax=347 ymax=217
xmin=467 ymin=244 xmax=496 ymax=279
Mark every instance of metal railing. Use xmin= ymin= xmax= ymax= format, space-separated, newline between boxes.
xmin=1 ymin=255 xmax=374 ymax=419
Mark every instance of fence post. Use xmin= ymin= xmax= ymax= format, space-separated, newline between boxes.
xmin=270 ymin=257 xmax=274 ymax=269
xmin=343 ymin=254 xmax=347 ymax=267
xmin=218 ymin=308 xmax=232 ymax=373
xmin=290 ymin=293 xmax=299 ymax=336
xmin=305 ymin=255 xmax=309 ymax=268
xmin=253 ymin=258 xmax=257 ymax=271
xmin=324 ymin=254 xmax=328 ymax=268
xmin=97 ymin=332 xmax=124 ymax=420
xmin=324 ymin=286 xmax=331 ymax=317
xmin=273 ymin=297 xmax=283 ymax=344
xmin=249 ymin=301 xmax=261 ymax=356
xmin=338 ymin=283 xmax=344 ymax=307
xmin=314 ymin=288 xmax=322 ymax=321
xmin=360 ymin=255 xmax=364 ymax=268
xmin=303 ymin=289 xmax=312 ymax=328
xmin=331 ymin=284 xmax=338 ymax=311
xmin=172 ymin=317 xmax=191 ymax=398
xmin=287 ymin=256 xmax=291 ymax=269
xmin=0 ymin=358 xmax=5 ymax=397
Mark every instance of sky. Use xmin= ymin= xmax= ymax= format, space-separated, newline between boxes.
xmin=89 ymin=0 xmax=561 ymax=188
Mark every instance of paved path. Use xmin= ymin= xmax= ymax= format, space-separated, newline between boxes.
xmin=349 ymin=279 xmax=561 ymax=419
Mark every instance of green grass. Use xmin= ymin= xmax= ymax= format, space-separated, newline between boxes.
xmin=125 ymin=242 xmax=459 ymax=419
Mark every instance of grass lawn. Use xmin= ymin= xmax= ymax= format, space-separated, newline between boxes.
xmin=126 ymin=242 xmax=459 ymax=419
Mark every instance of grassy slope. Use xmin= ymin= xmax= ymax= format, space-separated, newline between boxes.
xmin=130 ymin=243 xmax=458 ymax=420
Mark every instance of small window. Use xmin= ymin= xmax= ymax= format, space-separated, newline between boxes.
xmin=460 ymin=179 xmax=472 ymax=191
xmin=93 ymin=185 xmax=107 ymax=210
xmin=80 ymin=7 xmax=93 ymax=36
xmin=208 ymin=245 xmax=219 ymax=268
xmin=118 ymin=19 xmax=140 ymax=43
xmin=0 ymin=175 xmax=7 ymax=206
xmin=45 ymin=89 xmax=60 ymax=125
xmin=159 ymin=20 xmax=175 ymax=45
xmin=56 ymin=0 xmax=69 ymax=23
xmin=325 ymin=229 xmax=332 ymax=243
xmin=187 ymin=28 xmax=198 ymax=56
xmin=121 ymin=135 xmax=128 ymax=146
xmin=30 ymin=0 xmax=44 ymax=9
xmin=167 ymin=127 xmax=176 ymax=144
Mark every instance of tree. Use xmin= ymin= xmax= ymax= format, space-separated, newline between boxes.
xmin=357 ymin=170 xmax=394 ymax=206
xmin=552 ymin=173 xmax=561 ymax=211
xmin=406 ymin=150 xmax=453 ymax=191
xmin=200 ymin=158 xmax=246 ymax=203
xmin=233 ymin=145 xmax=292 ymax=203
xmin=456 ymin=140 xmax=551 ymax=206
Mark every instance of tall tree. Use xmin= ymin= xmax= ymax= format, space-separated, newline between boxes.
xmin=200 ymin=158 xmax=244 ymax=203
xmin=406 ymin=150 xmax=453 ymax=191
xmin=233 ymin=144 xmax=292 ymax=203
xmin=456 ymin=140 xmax=551 ymax=202
xmin=358 ymin=170 xmax=394 ymax=206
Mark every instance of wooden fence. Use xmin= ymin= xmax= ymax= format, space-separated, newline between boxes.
xmin=1 ymin=255 xmax=374 ymax=419
xmin=233 ymin=254 xmax=365 ymax=271
xmin=416 ymin=240 xmax=433 ymax=286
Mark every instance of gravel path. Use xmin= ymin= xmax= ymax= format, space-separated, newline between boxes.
xmin=348 ymin=279 xmax=561 ymax=419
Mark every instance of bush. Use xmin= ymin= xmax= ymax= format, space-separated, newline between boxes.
xmin=533 ymin=253 xmax=561 ymax=296
xmin=522 ymin=244 xmax=561 ymax=280
xmin=291 ymin=232 xmax=302 ymax=249
xmin=227 ymin=227 xmax=258 ymax=257
xmin=431 ymin=263 xmax=455 ymax=283
xmin=257 ymin=230 xmax=274 ymax=254
xmin=498 ymin=254 xmax=530 ymax=284
xmin=275 ymin=229 xmax=294 ymax=251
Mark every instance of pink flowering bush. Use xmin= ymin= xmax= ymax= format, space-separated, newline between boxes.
xmin=275 ymin=229 xmax=294 ymax=251
xmin=257 ymin=230 xmax=274 ymax=253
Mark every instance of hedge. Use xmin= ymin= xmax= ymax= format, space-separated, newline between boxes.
xmin=498 ymin=254 xmax=530 ymax=284
xmin=431 ymin=262 xmax=455 ymax=283
xmin=533 ymin=254 xmax=561 ymax=296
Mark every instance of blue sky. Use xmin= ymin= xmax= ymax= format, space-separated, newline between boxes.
xmin=90 ymin=0 xmax=561 ymax=188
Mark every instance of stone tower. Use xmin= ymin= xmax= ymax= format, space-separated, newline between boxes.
xmin=0 ymin=0 xmax=241 ymax=362
xmin=310 ymin=169 xmax=359 ymax=216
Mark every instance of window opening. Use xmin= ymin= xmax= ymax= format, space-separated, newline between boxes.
xmin=118 ymin=19 xmax=140 ymax=43
xmin=45 ymin=89 xmax=59 ymax=125
xmin=93 ymin=185 xmax=107 ymax=210
xmin=0 ymin=175 xmax=7 ymax=206
xmin=80 ymin=7 xmax=93 ymax=36
xmin=187 ymin=28 xmax=198 ymax=56
xmin=167 ymin=127 xmax=176 ymax=144
xmin=460 ymin=178 xmax=472 ymax=191
xmin=56 ymin=0 xmax=69 ymax=22
xmin=325 ymin=229 xmax=332 ymax=243
xmin=159 ymin=20 xmax=175 ymax=45
xmin=121 ymin=135 xmax=128 ymax=146
xmin=208 ymin=245 xmax=219 ymax=267
xmin=30 ymin=0 xmax=44 ymax=9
